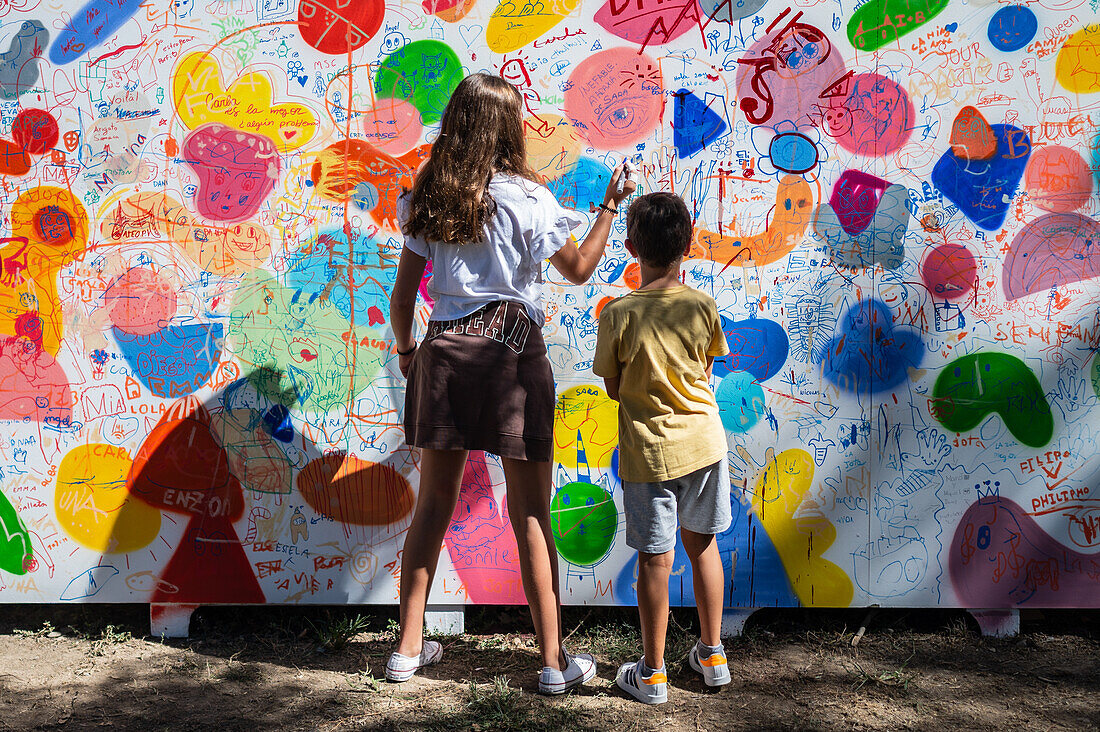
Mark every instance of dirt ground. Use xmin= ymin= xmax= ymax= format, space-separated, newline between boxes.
xmin=0 ymin=605 xmax=1096 ymax=731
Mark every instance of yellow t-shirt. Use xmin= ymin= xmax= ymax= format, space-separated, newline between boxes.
xmin=593 ymin=285 xmax=730 ymax=482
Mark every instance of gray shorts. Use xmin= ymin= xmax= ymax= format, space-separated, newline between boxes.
xmin=622 ymin=461 xmax=733 ymax=554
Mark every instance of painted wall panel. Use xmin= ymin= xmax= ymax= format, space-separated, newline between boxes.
xmin=0 ymin=0 xmax=1097 ymax=610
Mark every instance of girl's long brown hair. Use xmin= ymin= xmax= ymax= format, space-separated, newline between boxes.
xmin=403 ymin=73 xmax=541 ymax=245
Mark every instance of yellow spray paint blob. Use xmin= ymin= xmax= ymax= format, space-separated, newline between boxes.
xmin=55 ymin=444 xmax=161 ymax=553
xmin=486 ymin=0 xmax=582 ymax=54
xmin=554 ymin=385 xmax=618 ymax=470
xmin=751 ymin=449 xmax=853 ymax=607
xmin=1056 ymin=25 xmax=1100 ymax=93
xmin=172 ymin=52 xmax=319 ymax=149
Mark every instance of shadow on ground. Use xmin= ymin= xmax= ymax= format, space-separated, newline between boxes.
xmin=0 ymin=605 xmax=1096 ymax=731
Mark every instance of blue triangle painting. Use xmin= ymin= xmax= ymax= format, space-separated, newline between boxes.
xmin=673 ymin=88 xmax=727 ymax=159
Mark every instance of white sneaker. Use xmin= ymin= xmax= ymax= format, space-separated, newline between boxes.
xmin=616 ymin=657 xmax=668 ymax=704
xmin=385 ymin=640 xmax=443 ymax=682
xmin=538 ymin=651 xmax=596 ymax=695
xmin=688 ymin=643 xmax=731 ymax=687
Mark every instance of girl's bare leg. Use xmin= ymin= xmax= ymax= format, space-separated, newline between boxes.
xmin=501 ymin=457 xmax=568 ymax=670
xmin=395 ymin=448 xmax=468 ymax=657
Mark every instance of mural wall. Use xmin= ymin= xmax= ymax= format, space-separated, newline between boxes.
xmin=0 ymin=0 xmax=1098 ymax=611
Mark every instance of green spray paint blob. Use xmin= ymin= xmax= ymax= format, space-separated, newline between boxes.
xmin=931 ymin=352 xmax=1053 ymax=448
xmin=1091 ymin=352 xmax=1100 ymax=398
xmin=550 ymin=482 xmax=618 ymax=566
xmin=848 ymin=0 xmax=949 ymax=52
xmin=374 ymin=40 xmax=463 ymax=125
xmin=0 ymin=490 xmax=32 ymax=575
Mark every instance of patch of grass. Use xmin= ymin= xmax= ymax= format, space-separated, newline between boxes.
xmin=218 ymin=654 xmax=263 ymax=683
xmin=379 ymin=618 xmax=402 ymax=644
xmin=307 ymin=611 xmax=370 ymax=651
xmin=850 ymin=656 xmax=915 ymax=692
xmin=571 ymin=620 xmax=640 ymax=661
xmin=13 ymin=620 xmax=55 ymax=638
xmin=414 ymin=676 xmax=594 ymax=732
xmin=88 ymin=624 xmax=133 ymax=656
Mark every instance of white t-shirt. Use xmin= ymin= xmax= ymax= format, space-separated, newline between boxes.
xmin=398 ymin=174 xmax=585 ymax=322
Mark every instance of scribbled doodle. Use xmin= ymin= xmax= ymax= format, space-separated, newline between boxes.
xmin=713 ymin=317 xmax=788 ymax=382
xmin=814 ymin=177 xmax=909 ymax=270
xmin=551 ymin=481 xmax=617 ymax=566
xmin=1056 ymin=25 xmax=1100 ymax=94
xmin=0 ymin=20 xmax=48 ymax=100
xmin=672 ymin=89 xmax=728 ymax=159
xmin=374 ymin=40 xmax=464 ymax=125
xmin=49 ymin=0 xmax=145 ymax=65
xmin=951 ymin=494 xmax=1100 ymax=607
xmin=487 ymin=0 xmax=582 ymax=53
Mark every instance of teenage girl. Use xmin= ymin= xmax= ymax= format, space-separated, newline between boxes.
xmin=387 ymin=72 xmax=635 ymax=693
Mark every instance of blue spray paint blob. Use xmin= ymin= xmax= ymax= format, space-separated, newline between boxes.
xmin=673 ymin=88 xmax=728 ymax=159
xmin=50 ymin=0 xmax=145 ymax=65
xmin=613 ymin=496 xmax=799 ymax=607
xmin=262 ymin=404 xmax=294 ymax=442
xmin=283 ymin=230 xmax=393 ymax=325
xmin=822 ymin=299 xmax=923 ymax=394
xmin=713 ymin=317 xmax=789 ymax=382
xmin=115 ymin=322 xmax=223 ymax=398
xmin=987 ymin=6 xmax=1037 ymax=52
xmin=547 ymin=157 xmax=612 ymax=211
xmin=931 ymin=125 xmax=1030 ymax=231
xmin=769 ymin=132 xmax=819 ymax=174
xmin=715 ymin=371 xmax=766 ymax=433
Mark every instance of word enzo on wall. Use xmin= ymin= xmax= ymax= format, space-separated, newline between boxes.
xmin=0 ymin=0 xmax=1099 ymax=618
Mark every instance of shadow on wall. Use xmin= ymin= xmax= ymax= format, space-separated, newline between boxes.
xmin=56 ymin=366 xmax=418 ymax=608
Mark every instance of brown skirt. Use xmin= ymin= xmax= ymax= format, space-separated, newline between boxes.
xmin=404 ymin=300 xmax=554 ymax=462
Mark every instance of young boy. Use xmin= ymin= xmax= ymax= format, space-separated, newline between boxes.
xmin=593 ymin=192 xmax=733 ymax=704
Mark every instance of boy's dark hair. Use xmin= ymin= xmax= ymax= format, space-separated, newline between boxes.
xmin=626 ymin=192 xmax=693 ymax=268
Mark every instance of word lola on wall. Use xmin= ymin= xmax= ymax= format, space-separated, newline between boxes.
xmin=0 ymin=0 xmax=1098 ymax=623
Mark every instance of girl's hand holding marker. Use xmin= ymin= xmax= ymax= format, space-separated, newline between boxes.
xmin=592 ymin=161 xmax=637 ymax=216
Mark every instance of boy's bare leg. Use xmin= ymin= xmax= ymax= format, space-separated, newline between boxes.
xmin=638 ymin=550 xmax=674 ymax=669
xmin=681 ymin=529 xmax=723 ymax=647
xmin=501 ymin=457 xmax=568 ymax=671
xmin=396 ymin=448 xmax=468 ymax=658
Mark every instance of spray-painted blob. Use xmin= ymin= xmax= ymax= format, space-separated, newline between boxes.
xmin=297 ymin=0 xmax=384 ymax=54
xmin=716 ymin=371 xmax=766 ymax=433
xmin=1024 ymin=145 xmax=1092 ymax=213
xmin=183 ymin=124 xmax=280 ymax=223
xmin=564 ymin=49 xmax=665 ymax=149
xmin=831 ymin=73 xmax=913 ymax=157
xmin=104 ymin=267 xmax=178 ymax=336
xmin=551 ymin=482 xmax=618 ymax=566
xmin=374 ymin=40 xmax=463 ymax=125
xmin=921 ymin=243 xmax=978 ymax=301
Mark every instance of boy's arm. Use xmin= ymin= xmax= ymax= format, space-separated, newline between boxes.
xmin=705 ymin=356 xmax=714 ymax=379
xmin=603 ymin=376 xmax=620 ymax=402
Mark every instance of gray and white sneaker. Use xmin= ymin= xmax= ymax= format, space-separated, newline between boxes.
xmin=385 ymin=640 xmax=443 ymax=682
xmin=616 ymin=657 xmax=668 ymax=704
xmin=688 ymin=642 xmax=731 ymax=687
xmin=538 ymin=651 xmax=596 ymax=695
